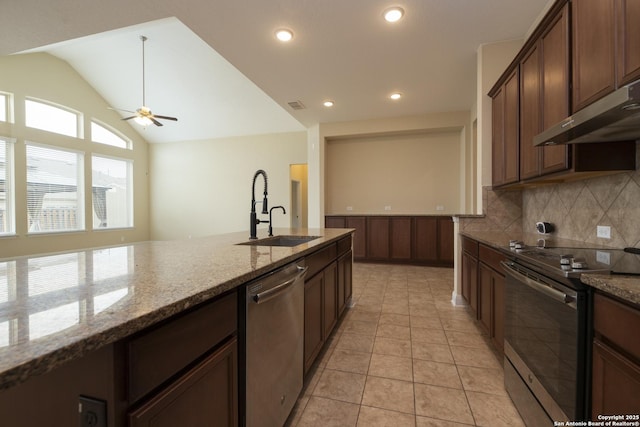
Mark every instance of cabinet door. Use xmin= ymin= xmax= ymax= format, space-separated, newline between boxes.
xmin=129 ymin=338 xmax=238 ymax=427
xmin=478 ymin=263 xmax=492 ymax=334
xmin=304 ymin=273 xmax=324 ymax=373
xmin=367 ymin=217 xmax=390 ymax=260
xmin=491 ymin=86 xmax=505 ymax=186
xmin=462 ymin=252 xmax=478 ymax=316
xmin=617 ymin=0 xmax=640 ymax=85
xmin=520 ymin=43 xmax=541 ymax=180
xmin=437 ymin=217 xmax=454 ymax=264
xmin=414 ymin=217 xmax=438 ymax=262
xmin=323 ymin=262 xmax=338 ymax=338
xmin=337 ymin=251 xmax=353 ymax=316
xmin=503 ymin=69 xmax=519 ymax=184
xmin=492 ymin=273 xmax=505 ymax=354
xmin=325 ymin=216 xmax=346 ymax=228
xmin=346 ymin=217 xmax=366 ymax=259
xmin=540 ymin=3 xmax=570 ymax=175
xmin=573 ymin=0 xmax=616 ymax=112
xmin=390 ymin=217 xmax=412 ymax=260
xmin=592 ymin=339 xmax=640 ymax=417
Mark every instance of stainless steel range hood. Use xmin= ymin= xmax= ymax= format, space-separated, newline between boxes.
xmin=534 ymin=79 xmax=640 ymax=146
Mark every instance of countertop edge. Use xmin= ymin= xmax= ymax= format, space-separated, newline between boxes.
xmin=0 ymin=228 xmax=354 ymax=391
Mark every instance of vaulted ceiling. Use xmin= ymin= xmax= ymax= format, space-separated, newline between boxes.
xmin=1 ymin=0 xmax=550 ymax=143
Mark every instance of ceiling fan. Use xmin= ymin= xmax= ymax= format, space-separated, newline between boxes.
xmin=111 ymin=35 xmax=178 ymax=127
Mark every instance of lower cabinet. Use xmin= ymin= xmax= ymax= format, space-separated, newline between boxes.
xmin=591 ymin=292 xmax=640 ymax=417
xmin=129 ymin=338 xmax=238 ymax=427
xmin=304 ymin=237 xmax=353 ymax=374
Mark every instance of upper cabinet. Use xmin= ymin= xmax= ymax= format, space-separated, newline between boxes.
xmin=572 ymin=0 xmax=640 ymax=110
xmin=490 ymin=0 xmax=637 ymax=189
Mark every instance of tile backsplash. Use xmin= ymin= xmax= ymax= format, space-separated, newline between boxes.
xmin=460 ymin=144 xmax=640 ymax=249
xmin=523 ymin=168 xmax=640 ymax=248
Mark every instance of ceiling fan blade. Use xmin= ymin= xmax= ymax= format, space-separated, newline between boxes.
xmin=153 ymin=115 xmax=178 ymax=121
xmin=150 ymin=117 xmax=163 ymax=127
xmin=122 ymin=115 xmax=137 ymax=121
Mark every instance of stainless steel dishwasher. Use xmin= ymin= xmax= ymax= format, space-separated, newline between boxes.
xmin=244 ymin=260 xmax=308 ymax=427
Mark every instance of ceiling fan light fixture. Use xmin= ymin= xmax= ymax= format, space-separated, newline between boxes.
xmin=390 ymin=92 xmax=403 ymax=100
xmin=323 ymin=100 xmax=334 ymax=107
xmin=384 ymin=7 xmax=404 ymax=23
xmin=275 ymin=29 xmax=294 ymax=42
xmin=134 ymin=115 xmax=153 ymax=127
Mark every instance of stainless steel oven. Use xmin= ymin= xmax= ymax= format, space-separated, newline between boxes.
xmin=502 ymin=260 xmax=590 ymax=425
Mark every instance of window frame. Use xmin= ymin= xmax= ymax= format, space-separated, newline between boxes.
xmin=90 ymin=119 xmax=132 ymax=150
xmin=25 ymin=141 xmax=85 ymax=234
xmin=91 ymin=154 xmax=134 ymax=230
xmin=0 ymin=137 xmax=16 ymax=236
xmin=24 ymin=97 xmax=83 ymax=139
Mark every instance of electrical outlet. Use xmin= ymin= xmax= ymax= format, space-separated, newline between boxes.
xmin=384 ymin=205 xmax=392 ymax=211
xmin=436 ymin=205 xmax=444 ymax=211
xmin=596 ymin=251 xmax=611 ymax=265
xmin=597 ymin=225 xmax=611 ymax=239
xmin=346 ymin=206 xmax=353 ymax=211
xmin=79 ymin=396 xmax=107 ymax=427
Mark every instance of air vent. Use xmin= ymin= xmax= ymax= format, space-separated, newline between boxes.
xmin=287 ymin=101 xmax=306 ymax=110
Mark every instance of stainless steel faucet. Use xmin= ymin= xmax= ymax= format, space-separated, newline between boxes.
xmin=268 ymin=206 xmax=286 ymax=236
xmin=250 ymin=170 xmax=269 ymax=239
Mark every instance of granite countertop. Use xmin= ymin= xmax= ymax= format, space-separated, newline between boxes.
xmin=459 ymin=230 xmax=640 ymax=306
xmin=0 ymin=227 xmax=353 ymax=391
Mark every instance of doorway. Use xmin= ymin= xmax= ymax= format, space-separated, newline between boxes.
xmin=289 ymin=164 xmax=308 ymax=229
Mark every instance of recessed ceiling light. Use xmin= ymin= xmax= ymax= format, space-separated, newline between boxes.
xmin=384 ymin=7 xmax=404 ymax=23
xmin=323 ymin=100 xmax=334 ymax=107
xmin=390 ymin=92 xmax=402 ymax=100
xmin=275 ymin=29 xmax=294 ymax=42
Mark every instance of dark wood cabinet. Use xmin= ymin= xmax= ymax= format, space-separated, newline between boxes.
xmin=323 ymin=261 xmax=338 ymax=338
xmin=592 ymin=292 xmax=640 ymax=417
xmin=492 ymin=273 xmax=505 ymax=354
xmin=326 ymin=215 xmax=453 ymax=266
xmin=460 ymin=236 xmax=479 ymax=316
xmin=367 ymin=217 xmax=390 ymax=260
xmin=572 ymin=0 xmax=616 ymax=112
xmin=491 ymin=68 xmax=519 ymax=186
xmin=325 ymin=216 xmax=365 ymax=260
xmin=478 ymin=263 xmax=493 ymax=334
xmin=573 ymin=0 xmax=640 ymax=111
xmin=129 ymin=338 xmax=238 ymax=427
xmin=304 ymin=271 xmax=324 ymax=373
xmin=390 ymin=217 xmax=412 ymax=260
xmin=616 ymin=0 xmax=640 ymax=85
xmin=337 ymin=250 xmax=353 ymax=316
xmin=519 ymin=42 xmax=541 ymax=180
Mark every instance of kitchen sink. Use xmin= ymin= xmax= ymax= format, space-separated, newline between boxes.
xmin=237 ymin=235 xmax=321 ymax=247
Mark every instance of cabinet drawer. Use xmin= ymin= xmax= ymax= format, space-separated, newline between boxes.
xmin=306 ymin=244 xmax=337 ymax=278
xmin=337 ymin=235 xmax=352 ymax=257
xmin=479 ymin=244 xmax=506 ymax=274
xmin=128 ymin=292 xmax=237 ymax=403
xmin=594 ymin=293 xmax=640 ymax=361
xmin=461 ymin=236 xmax=479 ymax=258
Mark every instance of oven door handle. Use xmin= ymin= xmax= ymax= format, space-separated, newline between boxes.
xmin=500 ymin=261 xmax=576 ymax=307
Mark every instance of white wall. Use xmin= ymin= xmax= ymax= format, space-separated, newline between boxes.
xmin=149 ymin=131 xmax=307 ymax=240
xmin=307 ymin=111 xmax=471 ymax=227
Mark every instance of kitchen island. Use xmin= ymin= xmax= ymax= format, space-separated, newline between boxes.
xmin=0 ymin=227 xmax=353 ymax=426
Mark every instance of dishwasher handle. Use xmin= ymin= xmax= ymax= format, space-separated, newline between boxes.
xmin=252 ymin=265 xmax=308 ymax=304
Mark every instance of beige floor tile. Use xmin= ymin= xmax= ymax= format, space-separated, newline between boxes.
xmin=336 ymin=333 xmax=375 ymax=353
xmin=449 ymin=345 xmax=502 ymax=369
xmin=372 ymin=336 xmax=412 ymax=358
xmin=412 ymin=341 xmax=454 ymax=363
xmin=440 ymin=317 xmax=480 ymax=333
xmin=376 ymin=323 xmax=411 ymax=340
xmin=346 ymin=309 xmax=381 ymax=324
xmin=416 ymin=416 xmax=474 ymax=427
xmin=410 ymin=315 xmax=443 ymax=329
xmin=361 ymin=376 xmax=415 ymax=414
xmin=312 ymin=369 xmax=366 ymax=404
xmin=381 ymin=303 xmax=410 ymax=315
xmin=378 ymin=312 xmax=410 ymax=326
xmin=357 ymin=406 xmax=416 ymax=427
xmin=297 ymin=396 xmax=360 ymax=427
xmin=411 ymin=326 xmax=448 ymax=344
xmin=302 ymin=365 xmax=324 ymax=397
xmin=457 ymin=365 xmax=508 ymax=396
xmin=285 ymin=395 xmax=309 ymax=427
xmin=326 ymin=348 xmax=372 ymax=375
xmin=368 ymin=353 xmax=413 ymax=381
xmin=414 ymin=383 xmax=475 ymax=425
xmin=445 ymin=330 xmax=490 ymax=348
xmin=341 ymin=319 xmax=378 ymax=336
xmin=413 ymin=359 xmax=462 ymax=389
xmin=466 ymin=391 xmax=526 ymax=427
